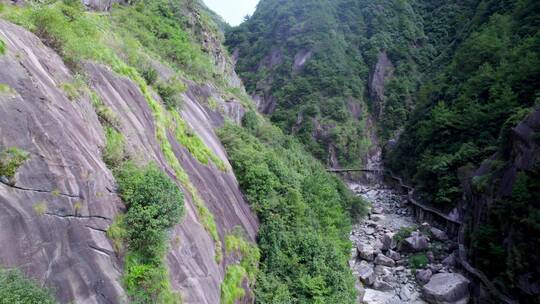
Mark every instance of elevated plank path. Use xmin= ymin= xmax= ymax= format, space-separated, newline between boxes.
xmin=329 ymin=167 xmax=517 ymax=304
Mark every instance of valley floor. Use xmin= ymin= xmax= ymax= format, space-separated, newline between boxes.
xmin=348 ymin=178 xmax=471 ymax=304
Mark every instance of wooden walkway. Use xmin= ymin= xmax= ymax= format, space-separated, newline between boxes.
xmin=326 ymin=168 xmax=383 ymax=173
xmin=329 ymin=167 xmax=517 ymax=303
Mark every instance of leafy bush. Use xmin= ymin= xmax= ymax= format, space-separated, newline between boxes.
xmin=107 ymin=214 xmax=127 ymax=253
xmin=0 ymin=38 xmax=6 ymax=55
xmin=221 ymin=265 xmax=247 ymax=304
xmin=156 ymin=80 xmax=186 ymax=110
xmin=140 ymin=65 xmax=158 ymax=85
xmin=114 ymin=162 xmax=185 ymax=303
xmin=0 ymin=147 xmax=30 ymax=185
xmin=115 ymin=163 xmax=184 ymax=253
xmin=241 ymin=110 xmax=259 ymax=131
xmin=103 ymin=127 xmax=125 ymax=168
xmin=0 ymin=269 xmax=56 ymax=304
xmin=393 ymin=226 xmax=417 ymax=244
xmin=221 ymin=228 xmax=260 ymax=303
xmin=409 ymin=253 xmax=429 ymax=270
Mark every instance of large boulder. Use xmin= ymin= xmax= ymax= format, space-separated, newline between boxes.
xmin=442 ymin=253 xmax=457 ymax=267
xmin=358 ymin=243 xmax=376 ymax=261
xmin=371 ymin=214 xmax=386 ymax=222
xmin=400 ymin=232 xmax=429 ymax=253
xmin=373 ymin=279 xmax=394 ymax=291
xmin=358 ymin=261 xmax=376 ymax=286
xmin=416 ymin=269 xmax=433 ymax=285
xmin=387 ymin=249 xmax=401 ymax=261
xmin=381 ymin=232 xmax=396 ymax=250
xmin=422 ymin=273 xmax=470 ymax=304
xmin=375 ymin=253 xmax=395 ymax=267
xmin=362 ymin=289 xmax=396 ymax=304
xmin=374 ymin=265 xmax=392 ymax=277
xmin=430 ymin=227 xmax=448 ymax=241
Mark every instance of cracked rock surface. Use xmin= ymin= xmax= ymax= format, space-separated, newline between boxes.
xmin=0 ymin=19 xmax=125 ymax=304
xmin=0 ymin=19 xmax=258 ymax=304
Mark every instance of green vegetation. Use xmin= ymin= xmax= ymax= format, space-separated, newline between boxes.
xmin=219 ymin=112 xmax=368 ymax=303
xmin=32 ymin=201 xmax=47 ymax=216
xmin=114 ymin=162 xmax=185 ymax=303
xmin=221 ymin=228 xmax=260 ymax=303
xmin=0 ymin=147 xmax=30 ymax=185
xmin=0 ymin=83 xmax=16 ymax=95
xmin=169 ymin=110 xmax=227 ymax=171
xmin=107 ymin=214 xmax=127 ymax=253
xmin=226 ymin=0 xmax=430 ymax=166
xmin=102 ymin=127 xmax=125 ymax=168
xmin=393 ymin=226 xmax=417 ymax=244
xmin=0 ymin=38 xmax=6 ymax=55
xmin=221 ymin=265 xmax=247 ymax=304
xmin=110 ymin=0 xmax=214 ymax=81
xmin=90 ymin=92 xmax=120 ymax=128
xmin=0 ymin=269 xmax=56 ymax=304
xmin=408 ymin=253 xmax=429 ymax=270
xmin=156 ymin=79 xmax=186 ymax=110
xmin=60 ymin=75 xmax=86 ymax=101
xmin=388 ymin=0 xmax=540 ymax=206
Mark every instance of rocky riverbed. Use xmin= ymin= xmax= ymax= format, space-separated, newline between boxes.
xmin=348 ymin=182 xmax=471 ymax=304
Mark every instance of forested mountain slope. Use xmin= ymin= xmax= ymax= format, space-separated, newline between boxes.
xmin=228 ymin=0 xmax=540 ymax=302
xmin=227 ymin=0 xmax=435 ymax=167
xmin=387 ymin=0 xmax=540 ymax=301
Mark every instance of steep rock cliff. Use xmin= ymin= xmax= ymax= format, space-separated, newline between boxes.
xmin=461 ymin=107 xmax=540 ymax=303
xmin=0 ymin=12 xmax=258 ymax=304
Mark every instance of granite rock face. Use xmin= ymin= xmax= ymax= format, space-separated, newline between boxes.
xmin=0 ymin=19 xmax=125 ymax=304
xmin=0 ymin=19 xmax=258 ymax=304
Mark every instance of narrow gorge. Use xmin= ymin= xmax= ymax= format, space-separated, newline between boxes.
xmin=0 ymin=0 xmax=538 ymax=304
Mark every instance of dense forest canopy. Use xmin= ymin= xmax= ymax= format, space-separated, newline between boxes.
xmin=227 ymin=0 xmax=540 ymax=302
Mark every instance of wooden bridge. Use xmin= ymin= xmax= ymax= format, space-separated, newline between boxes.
xmin=326 ymin=168 xmax=383 ymax=173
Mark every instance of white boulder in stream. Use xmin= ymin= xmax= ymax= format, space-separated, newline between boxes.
xmin=422 ymin=273 xmax=470 ymax=304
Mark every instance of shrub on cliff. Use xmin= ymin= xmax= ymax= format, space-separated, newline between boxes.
xmin=115 ymin=162 xmax=184 ymax=257
xmin=0 ymin=38 xmax=5 ymax=55
xmin=0 ymin=269 xmax=56 ymax=304
xmin=0 ymin=147 xmax=30 ymax=185
xmin=111 ymin=161 xmax=185 ymax=303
